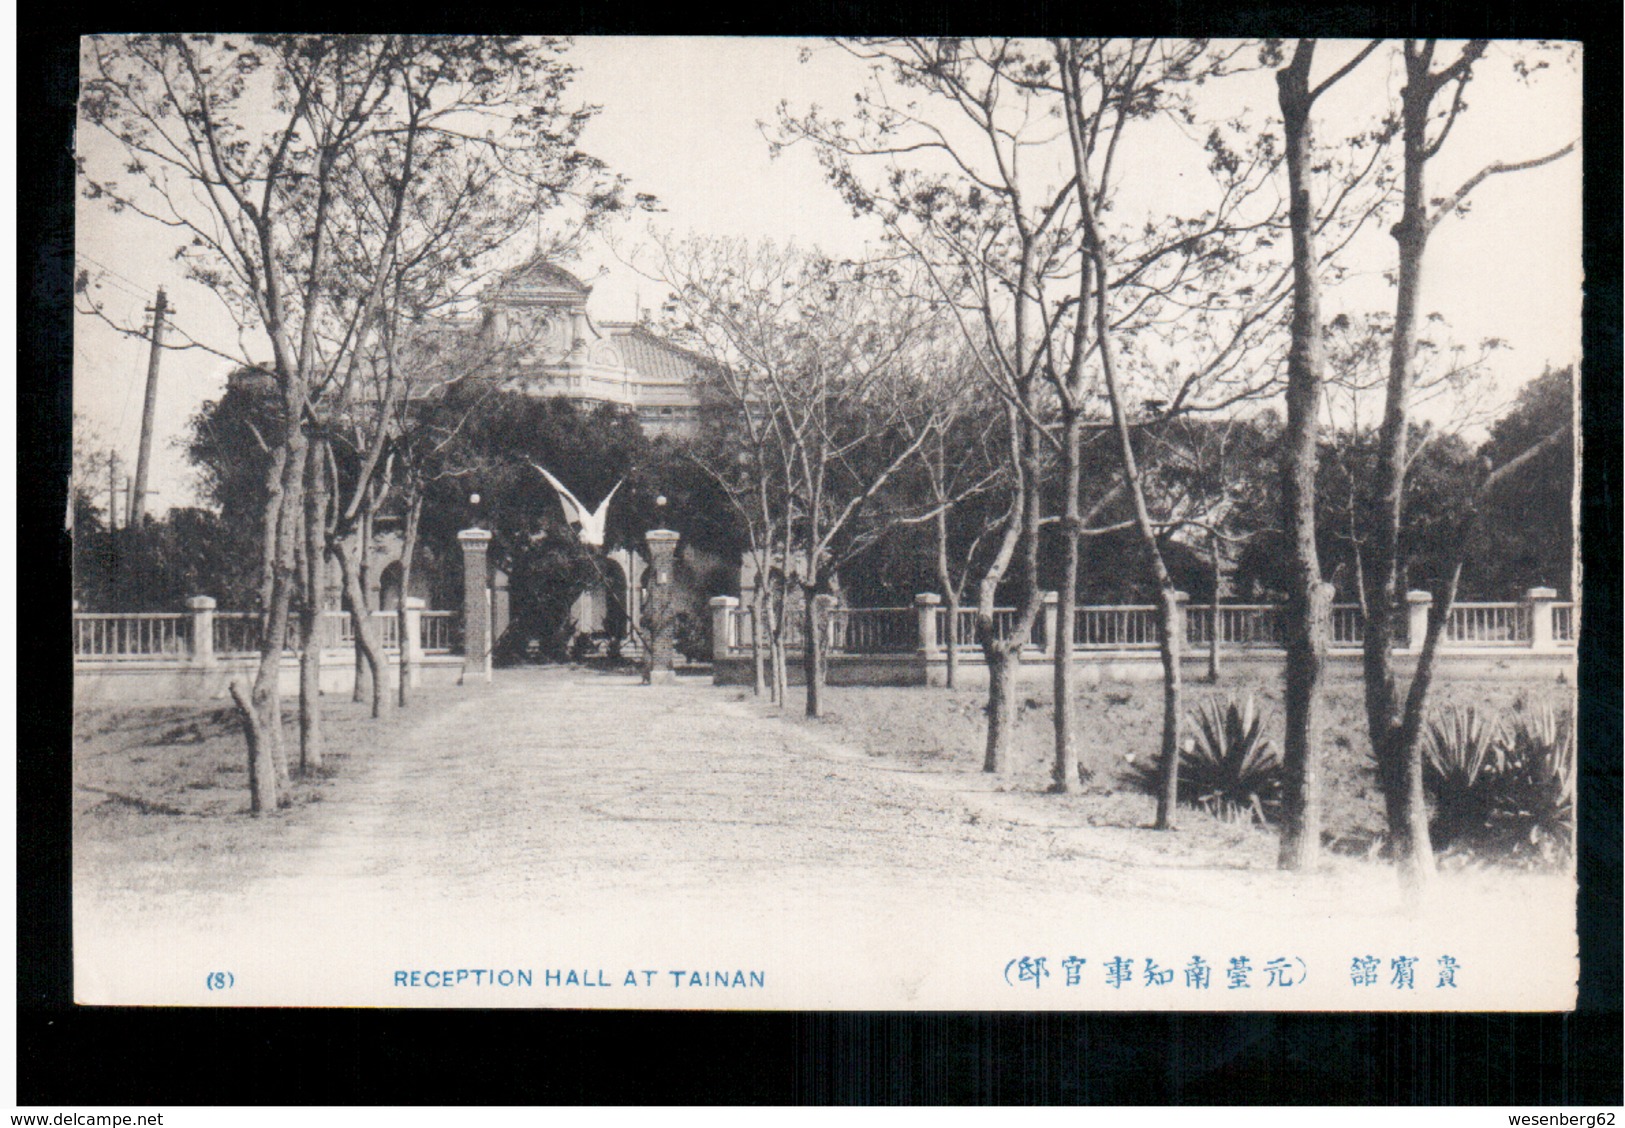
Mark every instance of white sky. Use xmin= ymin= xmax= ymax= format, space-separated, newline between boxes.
xmin=73 ymin=37 xmax=1583 ymax=514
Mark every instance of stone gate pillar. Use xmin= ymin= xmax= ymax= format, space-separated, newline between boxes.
xmin=1169 ymin=590 xmax=1190 ymax=657
xmin=1526 ymin=586 xmax=1558 ymax=652
xmin=1405 ymin=590 xmax=1433 ymax=653
xmin=459 ymin=528 xmax=493 ymax=683
xmin=709 ymin=595 xmax=740 ymax=661
xmin=914 ymin=593 xmax=941 ymax=655
xmin=402 ymin=597 xmax=426 ymax=689
xmin=187 ymin=595 xmax=216 ymax=665
xmin=644 ymin=529 xmax=681 ymax=684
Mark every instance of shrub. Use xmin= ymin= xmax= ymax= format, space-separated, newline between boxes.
xmin=1129 ymin=695 xmax=1282 ymax=826
xmin=673 ymin=610 xmax=711 ymax=664
xmin=1423 ymin=707 xmax=1503 ymax=849
xmin=1423 ymin=704 xmax=1575 ymax=868
xmin=1489 ymin=706 xmax=1576 ymax=865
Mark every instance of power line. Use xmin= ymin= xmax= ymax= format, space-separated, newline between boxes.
xmin=79 ymin=269 xmax=151 ymax=309
xmin=76 ymin=252 xmax=156 ymax=301
xmin=76 ymin=257 xmax=255 ymax=373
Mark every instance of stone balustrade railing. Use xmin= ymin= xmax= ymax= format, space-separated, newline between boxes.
xmin=708 ymin=589 xmax=1578 ymax=661
xmin=73 ymin=598 xmax=456 ymax=664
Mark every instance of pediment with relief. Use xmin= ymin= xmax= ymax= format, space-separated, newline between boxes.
xmin=500 ymin=307 xmax=572 ymax=362
xmin=494 ymin=258 xmax=592 ymax=306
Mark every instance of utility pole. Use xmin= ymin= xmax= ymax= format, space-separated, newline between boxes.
xmin=130 ymin=287 xmax=169 ymax=528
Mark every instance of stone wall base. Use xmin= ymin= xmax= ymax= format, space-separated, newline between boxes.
xmin=713 ymin=649 xmax=1577 ymax=689
xmin=74 ymin=654 xmax=466 ymax=706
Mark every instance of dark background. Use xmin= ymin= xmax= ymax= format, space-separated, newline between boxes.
xmin=19 ymin=2 xmax=1621 ymax=1106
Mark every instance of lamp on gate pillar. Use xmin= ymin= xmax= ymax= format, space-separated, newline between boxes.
xmin=458 ymin=523 xmax=494 ymax=684
xmin=643 ymin=495 xmax=681 ymax=685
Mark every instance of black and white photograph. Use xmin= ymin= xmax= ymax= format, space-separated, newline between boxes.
xmin=63 ymin=35 xmax=1589 ymax=1015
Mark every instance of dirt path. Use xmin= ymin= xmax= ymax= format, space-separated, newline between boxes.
xmin=73 ymin=668 xmax=1577 ymax=1009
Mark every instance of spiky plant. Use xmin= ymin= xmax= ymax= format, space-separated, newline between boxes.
xmin=1489 ymin=706 xmax=1576 ymax=865
xmin=1423 ymin=706 xmax=1503 ymax=850
xmin=1130 ymin=695 xmax=1281 ymax=825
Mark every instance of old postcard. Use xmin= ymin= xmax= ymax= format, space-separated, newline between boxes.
xmin=70 ymin=36 xmax=1584 ymax=1011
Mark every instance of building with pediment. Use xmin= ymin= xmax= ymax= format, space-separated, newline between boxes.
xmin=224 ymin=259 xmax=717 ymax=656
xmin=471 ymin=258 xmax=705 ymax=435
xmin=453 ymin=258 xmax=718 ymax=652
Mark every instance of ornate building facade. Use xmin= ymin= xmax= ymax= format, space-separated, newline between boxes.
xmin=228 ymin=259 xmax=714 ymax=653
xmin=473 ymin=258 xmax=706 ymax=435
xmin=464 ymin=258 xmax=713 ymax=648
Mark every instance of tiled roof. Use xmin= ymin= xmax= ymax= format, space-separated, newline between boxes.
xmin=600 ymin=322 xmax=714 ymax=387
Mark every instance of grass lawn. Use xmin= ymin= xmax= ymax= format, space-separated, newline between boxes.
xmin=783 ymin=667 xmax=1576 ymax=864
xmin=72 ymin=687 xmax=466 ymax=903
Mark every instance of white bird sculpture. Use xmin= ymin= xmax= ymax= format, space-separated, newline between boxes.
xmin=529 ymin=462 xmax=622 ymax=548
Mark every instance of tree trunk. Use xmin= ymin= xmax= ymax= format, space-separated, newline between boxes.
xmin=933 ymin=505 xmax=959 ymax=690
xmin=803 ymin=586 xmax=826 ymax=719
xmin=1274 ymin=43 xmax=1332 ymax=870
xmin=1365 ymin=46 xmax=1440 ymax=894
xmin=983 ymin=643 xmax=1016 ymax=774
xmin=1153 ymin=588 xmax=1185 ymax=830
xmin=771 ymin=635 xmax=787 ymax=708
xmin=1052 ymin=413 xmax=1082 ymax=791
xmin=396 ymin=494 xmax=422 ymax=709
xmin=298 ymin=445 xmax=327 ymax=773
xmin=335 ymin=533 xmax=387 ymax=720
xmin=1207 ymin=533 xmax=1223 ymax=684
xmin=766 ymin=573 xmax=788 ymax=707
xmin=1280 ymin=582 xmax=1330 ymax=868
xmin=1090 ymin=270 xmax=1181 ymax=828
xmin=750 ymin=584 xmax=766 ymax=697
xmin=395 ymin=600 xmax=410 ymax=708
xmin=252 ymin=439 xmax=307 ymax=799
xmin=353 ymin=507 xmax=373 ymax=703
xmin=979 ymin=411 xmax=1044 ymax=777
xmin=1051 ymin=590 xmax=1078 ymax=791
xmin=230 ymin=680 xmax=277 ymax=815
xmin=298 ymin=612 xmax=323 ymax=773
xmin=258 ymin=446 xmax=288 ymax=612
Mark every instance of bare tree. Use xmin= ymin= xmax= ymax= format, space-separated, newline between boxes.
xmin=1050 ymin=37 xmax=1290 ymax=809
xmin=782 ymin=39 xmax=1286 ymax=794
xmin=80 ymin=35 xmax=633 ymax=809
xmin=914 ymin=392 xmax=1006 ymax=690
xmin=1359 ymin=39 xmax=1576 ymax=890
xmin=641 ymin=237 xmax=802 ymax=706
xmin=1268 ymin=38 xmax=1392 ymax=867
xmin=647 ymin=237 xmax=944 ymax=717
xmin=776 ymin=39 xmax=1069 ymax=771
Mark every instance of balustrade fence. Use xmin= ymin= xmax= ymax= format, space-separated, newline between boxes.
xmin=941 ymin=607 xmax=1047 ymax=650
xmin=74 ymin=614 xmax=190 ymax=661
xmin=75 ymin=605 xmax=456 ymax=662
xmin=712 ymin=592 xmax=1576 ymax=660
xmin=1552 ymin=603 xmax=1575 ymax=643
xmin=76 ymin=594 xmax=1574 ymax=665
xmin=1444 ymin=603 xmax=1529 ymax=645
xmin=729 ymin=606 xmax=1048 ymax=653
